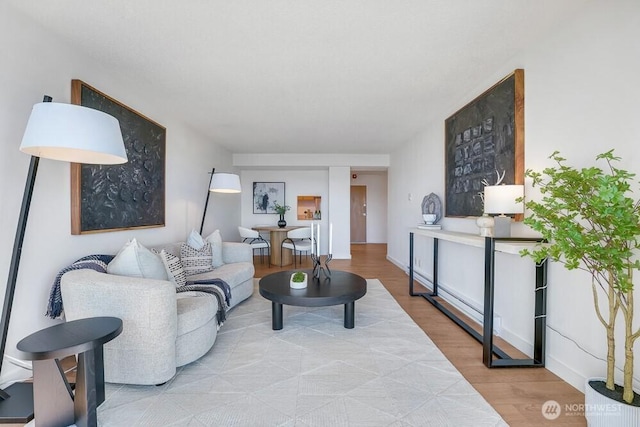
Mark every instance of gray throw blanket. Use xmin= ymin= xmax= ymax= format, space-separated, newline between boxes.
xmin=177 ymin=279 xmax=232 ymax=326
xmin=46 ymin=254 xmax=114 ymax=319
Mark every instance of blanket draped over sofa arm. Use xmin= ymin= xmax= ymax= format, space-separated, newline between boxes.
xmin=46 ymin=254 xmax=114 ymax=319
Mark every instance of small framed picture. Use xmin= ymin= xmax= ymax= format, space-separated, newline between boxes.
xmin=253 ymin=182 xmax=285 ymax=214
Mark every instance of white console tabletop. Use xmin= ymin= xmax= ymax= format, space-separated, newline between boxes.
xmin=410 ymin=228 xmax=543 ymax=255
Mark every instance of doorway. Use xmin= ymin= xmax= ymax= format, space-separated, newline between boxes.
xmin=350 ymin=185 xmax=367 ymax=243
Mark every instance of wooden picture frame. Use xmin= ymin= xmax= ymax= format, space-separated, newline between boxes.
xmin=70 ymin=80 xmax=166 ymax=234
xmin=444 ymin=69 xmax=524 ymax=219
xmin=253 ymin=182 xmax=285 ymax=214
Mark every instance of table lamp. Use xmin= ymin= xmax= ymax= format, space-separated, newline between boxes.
xmin=199 ymin=169 xmax=241 ymax=235
xmin=483 ymin=184 xmax=524 ymax=237
xmin=0 ymin=97 xmax=127 ymax=422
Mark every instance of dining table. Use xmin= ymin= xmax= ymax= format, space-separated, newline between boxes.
xmin=252 ymin=225 xmax=305 ymax=266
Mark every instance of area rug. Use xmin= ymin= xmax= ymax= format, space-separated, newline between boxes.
xmin=97 ymin=279 xmax=506 ymax=426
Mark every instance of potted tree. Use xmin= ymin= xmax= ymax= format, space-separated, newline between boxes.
xmin=521 ymin=150 xmax=640 ymax=424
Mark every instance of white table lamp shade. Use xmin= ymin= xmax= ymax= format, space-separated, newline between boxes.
xmin=484 ymin=185 xmax=524 ymax=215
xmin=210 ymin=173 xmax=241 ymax=193
xmin=19 ymin=102 xmax=127 ymax=164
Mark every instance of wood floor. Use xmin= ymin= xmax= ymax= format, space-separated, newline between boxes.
xmin=254 ymin=244 xmax=587 ymax=427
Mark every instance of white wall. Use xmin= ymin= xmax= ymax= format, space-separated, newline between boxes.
xmin=239 ymin=169 xmax=331 ymax=251
xmin=388 ymin=0 xmax=640 ymax=392
xmin=350 ymin=172 xmax=388 ymax=244
xmin=0 ymin=5 xmax=237 ymax=384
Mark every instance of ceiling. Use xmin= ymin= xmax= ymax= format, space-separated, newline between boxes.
xmin=8 ymin=0 xmax=588 ymax=155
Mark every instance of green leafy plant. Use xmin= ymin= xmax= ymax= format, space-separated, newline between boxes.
xmin=272 ymin=202 xmax=290 ymax=215
xmin=291 ymin=272 xmax=306 ymax=282
xmin=521 ymin=150 xmax=640 ymax=404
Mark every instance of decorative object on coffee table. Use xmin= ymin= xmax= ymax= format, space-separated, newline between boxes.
xmin=290 ymin=272 xmax=307 ymax=289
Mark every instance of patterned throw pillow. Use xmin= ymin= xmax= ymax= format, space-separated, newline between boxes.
xmin=159 ymin=250 xmax=187 ymax=288
xmin=180 ymin=242 xmax=214 ymax=277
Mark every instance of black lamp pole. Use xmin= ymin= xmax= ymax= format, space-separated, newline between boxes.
xmin=199 ymin=167 xmax=215 ymax=235
xmin=0 ymin=95 xmax=53 ymax=422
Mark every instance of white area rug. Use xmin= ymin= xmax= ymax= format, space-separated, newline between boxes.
xmin=98 ymin=279 xmax=506 ymax=426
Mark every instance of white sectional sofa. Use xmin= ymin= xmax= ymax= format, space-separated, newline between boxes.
xmin=60 ymin=241 xmax=254 ymax=385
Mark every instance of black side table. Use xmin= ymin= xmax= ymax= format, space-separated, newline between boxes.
xmin=16 ymin=317 xmax=122 ymax=427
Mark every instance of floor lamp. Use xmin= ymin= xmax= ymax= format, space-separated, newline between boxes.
xmin=0 ymin=97 xmax=127 ymax=423
xmin=199 ymin=168 xmax=242 ymax=235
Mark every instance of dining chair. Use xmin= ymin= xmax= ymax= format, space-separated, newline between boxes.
xmin=238 ymin=226 xmax=270 ymax=266
xmin=281 ymin=227 xmax=313 ymax=268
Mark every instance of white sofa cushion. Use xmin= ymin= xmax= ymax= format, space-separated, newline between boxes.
xmin=107 ymin=238 xmax=167 ymax=280
xmin=176 ymin=293 xmax=217 ymax=336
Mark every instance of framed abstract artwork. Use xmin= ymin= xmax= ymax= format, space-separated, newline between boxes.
xmin=253 ymin=182 xmax=285 ymax=214
xmin=444 ymin=69 xmax=524 ymax=219
xmin=70 ymin=80 xmax=166 ymax=234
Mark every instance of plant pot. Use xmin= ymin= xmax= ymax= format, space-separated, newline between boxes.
xmin=585 ymin=377 xmax=640 ymax=426
xmin=290 ymin=272 xmax=307 ymax=289
xmin=278 ymin=214 xmax=286 ymax=228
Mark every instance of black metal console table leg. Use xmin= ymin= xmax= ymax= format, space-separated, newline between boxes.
xmin=483 ymin=237 xmax=547 ymax=368
xmin=409 ymin=232 xmax=546 ymax=368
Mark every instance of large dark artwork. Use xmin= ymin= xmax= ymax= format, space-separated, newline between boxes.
xmin=444 ymin=69 xmax=524 ymax=218
xmin=70 ymin=80 xmax=166 ymax=234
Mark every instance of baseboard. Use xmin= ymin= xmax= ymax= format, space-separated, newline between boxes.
xmin=0 ymin=359 xmax=31 ymax=389
xmin=389 ymin=254 xmax=587 ymax=395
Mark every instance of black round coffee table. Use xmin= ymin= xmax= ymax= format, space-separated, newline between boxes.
xmin=259 ymin=269 xmax=367 ymax=330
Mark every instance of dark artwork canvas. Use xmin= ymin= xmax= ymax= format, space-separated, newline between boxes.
xmin=253 ymin=182 xmax=285 ymax=214
xmin=444 ymin=70 xmax=524 ymax=217
xmin=71 ymin=80 xmax=166 ymax=234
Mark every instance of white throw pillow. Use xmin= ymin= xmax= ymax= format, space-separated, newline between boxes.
xmin=205 ymin=229 xmax=223 ymax=268
xmin=107 ymin=238 xmax=168 ymax=280
xmin=186 ymin=229 xmax=206 ymax=250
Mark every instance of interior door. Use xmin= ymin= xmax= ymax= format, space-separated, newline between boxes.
xmin=350 ymin=185 xmax=367 ymax=243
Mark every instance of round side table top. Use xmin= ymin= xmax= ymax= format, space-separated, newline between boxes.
xmin=16 ymin=316 xmax=123 ymax=361
xmin=259 ymin=270 xmax=367 ymax=307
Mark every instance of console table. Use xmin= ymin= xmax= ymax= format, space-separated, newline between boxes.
xmin=17 ymin=317 xmax=123 ymax=427
xmin=409 ymin=228 xmax=547 ymax=368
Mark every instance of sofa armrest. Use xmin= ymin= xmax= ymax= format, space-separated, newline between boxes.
xmin=222 ymin=242 xmax=252 ymax=264
xmin=61 ymin=269 xmax=178 ymax=384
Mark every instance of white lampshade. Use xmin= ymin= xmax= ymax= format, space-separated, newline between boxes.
xmin=20 ymin=102 xmax=127 ymax=164
xmin=484 ymin=184 xmax=524 ymax=215
xmin=210 ymin=173 xmax=241 ymax=193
